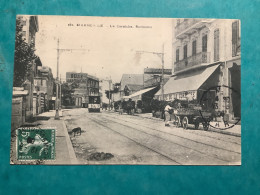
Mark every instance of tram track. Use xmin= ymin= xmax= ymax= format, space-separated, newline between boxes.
xmin=87 ymin=114 xmax=234 ymax=164
xmin=101 ymin=112 xmax=241 ymax=156
xmin=132 ymin=113 xmax=241 ymax=143
xmin=104 ymin=111 xmax=241 ymax=145
xmin=83 ymin=114 xmax=182 ymax=165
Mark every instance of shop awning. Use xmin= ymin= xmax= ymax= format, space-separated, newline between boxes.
xmin=129 ymin=86 xmax=156 ymax=99
xmin=155 ymin=64 xmax=220 ymax=96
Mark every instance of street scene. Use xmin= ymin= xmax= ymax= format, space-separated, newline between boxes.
xmin=10 ymin=16 xmax=241 ymax=165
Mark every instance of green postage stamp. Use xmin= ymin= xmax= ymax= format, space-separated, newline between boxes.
xmin=17 ymin=128 xmax=55 ymax=160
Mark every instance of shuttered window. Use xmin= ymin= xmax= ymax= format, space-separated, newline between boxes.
xmin=202 ymin=34 xmax=207 ymax=52
xmin=192 ymin=40 xmax=197 ymax=56
xmin=183 ymin=45 xmax=187 ymax=59
xmin=232 ymin=20 xmax=240 ymax=56
xmin=214 ymin=29 xmax=220 ymax=62
xmin=176 ymin=49 xmax=179 ymax=62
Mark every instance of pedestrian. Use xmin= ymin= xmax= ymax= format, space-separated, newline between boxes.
xmin=131 ymin=100 xmax=135 ymax=115
xmin=164 ymin=103 xmax=173 ymax=126
xmin=119 ymin=102 xmax=123 ymax=115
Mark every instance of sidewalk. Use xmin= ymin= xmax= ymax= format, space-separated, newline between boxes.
xmin=28 ymin=110 xmax=78 ymax=164
xmin=135 ymin=113 xmax=241 ymax=137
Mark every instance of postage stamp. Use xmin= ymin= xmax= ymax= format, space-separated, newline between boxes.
xmin=17 ymin=128 xmax=55 ymax=160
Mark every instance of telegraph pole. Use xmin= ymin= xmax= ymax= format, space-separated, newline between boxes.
xmin=136 ymin=44 xmax=165 ymax=100
xmin=161 ymin=44 xmax=165 ymax=101
xmin=54 ymin=38 xmax=88 ymax=119
xmin=103 ymin=77 xmax=112 ymax=110
xmin=55 ymin=39 xmax=60 ymax=120
xmin=60 ymin=74 xmax=62 ymax=109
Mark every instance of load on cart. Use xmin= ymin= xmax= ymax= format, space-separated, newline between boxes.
xmin=169 ymin=91 xmax=216 ymax=131
xmin=171 ymin=100 xmax=213 ymax=130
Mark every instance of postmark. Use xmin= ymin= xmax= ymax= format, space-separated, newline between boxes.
xmin=199 ymin=85 xmax=241 ymax=130
xmin=17 ymin=128 xmax=55 ymax=160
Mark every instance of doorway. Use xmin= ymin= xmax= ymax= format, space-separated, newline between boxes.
xmin=229 ymin=63 xmax=241 ymax=118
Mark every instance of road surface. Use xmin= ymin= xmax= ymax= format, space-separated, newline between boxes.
xmin=63 ymin=108 xmax=241 ymax=165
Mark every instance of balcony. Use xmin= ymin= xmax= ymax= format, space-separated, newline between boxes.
xmin=174 ymin=52 xmax=210 ymax=72
xmin=175 ymin=19 xmax=214 ymax=39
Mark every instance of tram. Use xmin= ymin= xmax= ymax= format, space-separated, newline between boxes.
xmin=88 ymin=96 xmax=101 ymax=112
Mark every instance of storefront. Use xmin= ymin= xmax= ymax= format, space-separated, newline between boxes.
xmin=155 ymin=64 xmax=221 ymax=111
xmin=225 ymin=57 xmax=241 ymax=120
xmin=124 ymin=86 xmax=159 ymax=112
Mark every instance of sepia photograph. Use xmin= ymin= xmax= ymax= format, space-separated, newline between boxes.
xmin=10 ymin=15 xmax=241 ymax=165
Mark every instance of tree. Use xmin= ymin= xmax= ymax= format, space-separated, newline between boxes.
xmin=13 ymin=17 xmax=37 ymax=87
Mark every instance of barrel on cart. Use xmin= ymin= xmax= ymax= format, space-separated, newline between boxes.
xmin=173 ymin=108 xmax=213 ymax=131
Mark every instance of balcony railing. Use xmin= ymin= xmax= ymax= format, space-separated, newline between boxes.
xmin=175 ymin=19 xmax=202 ymax=36
xmin=174 ymin=52 xmax=210 ymax=72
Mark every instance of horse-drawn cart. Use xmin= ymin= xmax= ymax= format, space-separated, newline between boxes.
xmin=173 ymin=104 xmax=213 ymax=130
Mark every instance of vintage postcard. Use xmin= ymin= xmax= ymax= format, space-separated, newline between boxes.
xmin=10 ymin=15 xmax=241 ymax=165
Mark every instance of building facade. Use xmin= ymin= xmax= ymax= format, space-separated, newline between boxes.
xmin=66 ymin=72 xmax=99 ymax=107
xmin=12 ymin=15 xmax=39 ymax=123
xmin=99 ymin=79 xmax=112 ymax=105
xmin=156 ymin=19 xmax=241 ymax=120
xmin=34 ymin=66 xmax=54 ymax=113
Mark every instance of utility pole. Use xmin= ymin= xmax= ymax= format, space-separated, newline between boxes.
xmin=109 ymin=80 xmax=111 ymax=110
xmin=54 ymin=39 xmax=89 ymax=119
xmin=55 ymin=39 xmax=60 ymax=120
xmin=161 ymin=44 xmax=165 ymax=101
xmin=60 ymin=74 xmax=62 ymax=109
xmin=136 ymin=44 xmax=165 ymax=100
xmin=103 ymin=77 xmax=112 ymax=110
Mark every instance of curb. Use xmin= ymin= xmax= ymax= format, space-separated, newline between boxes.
xmin=61 ymin=119 xmax=79 ymax=164
xmin=207 ymin=128 xmax=241 ymax=137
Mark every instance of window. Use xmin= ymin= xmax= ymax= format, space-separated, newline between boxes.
xmin=176 ymin=49 xmax=179 ymax=62
xmin=183 ymin=45 xmax=187 ymax=59
xmin=192 ymin=40 xmax=197 ymax=56
xmin=202 ymin=34 xmax=207 ymax=52
xmin=232 ymin=20 xmax=240 ymax=56
xmin=214 ymin=29 xmax=220 ymax=61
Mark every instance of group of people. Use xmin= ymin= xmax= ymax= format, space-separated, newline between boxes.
xmin=118 ymin=99 xmax=135 ymax=115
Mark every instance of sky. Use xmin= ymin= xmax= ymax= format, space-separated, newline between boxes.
xmin=35 ymin=15 xmax=175 ymax=83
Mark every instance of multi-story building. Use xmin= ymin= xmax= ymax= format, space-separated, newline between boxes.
xmin=155 ymin=19 xmax=241 ymax=120
xmin=66 ymin=72 xmax=99 ymax=107
xmin=99 ymin=79 xmax=112 ymax=105
xmin=12 ymin=15 xmax=39 ymax=122
xmin=18 ymin=15 xmax=39 ymax=46
xmin=34 ymin=66 xmax=54 ymax=113
xmin=143 ymin=68 xmax=171 ymax=88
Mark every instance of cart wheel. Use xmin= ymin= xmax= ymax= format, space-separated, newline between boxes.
xmin=203 ymin=122 xmax=209 ymax=131
xmin=182 ymin=117 xmax=188 ymax=129
xmin=194 ymin=122 xmax=199 ymax=130
xmin=176 ymin=116 xmax=181 ymax=128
